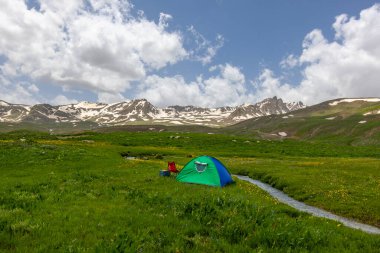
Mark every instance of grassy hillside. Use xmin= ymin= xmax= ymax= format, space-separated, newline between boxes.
xmin=0 ymin=130 xmax=379 ymax=252
xmin=0 ymin=121 xmax=99 ymax=134
xmin=226 ymin=99 xmax=380 ymax=145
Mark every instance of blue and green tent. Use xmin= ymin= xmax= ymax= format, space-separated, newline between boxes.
xmin=176 ymin=156 xmax=233 ymax=187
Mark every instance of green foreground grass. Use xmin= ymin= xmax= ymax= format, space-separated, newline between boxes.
xmin=229 ymin=157 xmax=380 ymax=227
xmin=0 ymin=131 xmax=380 ymax=252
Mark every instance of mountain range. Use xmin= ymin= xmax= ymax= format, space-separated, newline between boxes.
xmin=0 ymin=97 xmax=305 ymax=127
xmin=1 ymin=97 xmax=379 ymax=145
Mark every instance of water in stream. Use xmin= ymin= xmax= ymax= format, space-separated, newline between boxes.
xmin=235 ymin=175 xmax=380 ymax=235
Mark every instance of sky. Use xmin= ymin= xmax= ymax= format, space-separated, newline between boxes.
xmin=0 ymin=0 xmax=380 ymax=107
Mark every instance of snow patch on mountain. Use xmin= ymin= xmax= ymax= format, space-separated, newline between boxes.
xmin=227 ymin=97 xmax=305 ymax=121
xmin=0 ymin=97 xmax=306 ymax=126
xmin=329 ymin=98 xmax=380 ymax=106
xmin=363 ymin=110 xmax=380 ymax=116
xmin=0 ymin=101 xmax=9 ymax=106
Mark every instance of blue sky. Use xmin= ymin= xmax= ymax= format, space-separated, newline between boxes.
xmin=0 ymin=0 xmax=380 ymax=106
xmin=135 ymin=0 xmax=377 ymax=78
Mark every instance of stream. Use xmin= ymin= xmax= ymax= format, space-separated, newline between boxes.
xmin=234 ymin=175 xmax=380 ymax=235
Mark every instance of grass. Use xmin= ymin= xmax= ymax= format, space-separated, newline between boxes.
xmin=0 ymin=130 xmax=379 ymax=252
xmin=225 ymin=100 xmax=380 ymax=146
xmin=229 ymin=157 xmax=380 ymax=227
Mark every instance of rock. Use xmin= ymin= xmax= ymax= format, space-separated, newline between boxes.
xmin=82 ymin=140 xmax=95 ymax=143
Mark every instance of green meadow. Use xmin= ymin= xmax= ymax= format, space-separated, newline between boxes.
xmin=1 ymin=130 xmax=380 ymax=252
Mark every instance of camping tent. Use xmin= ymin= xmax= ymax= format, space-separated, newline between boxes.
xmin=176 ymin=156 xmax=233 ymax=187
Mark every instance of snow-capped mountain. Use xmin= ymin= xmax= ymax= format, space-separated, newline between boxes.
xmin=23 ymin=104 xmax=79 ymax=123
xmin=155 ymin=106 xmax=236 ymax=126
xmin=0 ymin=100 xmax=31 ymax=123
xmin=58 ymin=101 xmax=107 ymax=121
xmin=227 ymin=97 xmax=305 ymax=121
xmin=93 ymin=99 xmax=160 ymax=124
xmin=0 ymin=97 xmax=305 ymax=126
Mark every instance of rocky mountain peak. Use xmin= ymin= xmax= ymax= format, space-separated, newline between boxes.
xmin=228 ymin=97 xmax=305 ymax=121
xmin=0 ymin=97 xmax=305 ymax=126
xmin=73 ymin=101 xmax=107 ymax=109
xmin=0 ymin=100 xmax=9 ymax=106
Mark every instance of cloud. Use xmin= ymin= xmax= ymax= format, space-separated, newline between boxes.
xmin=187 ymin=26 xmax=224 ymax=65
xmin=2 ymin=1 xmax=379 ymax=107
xmin=260 ymin=4 xmax=380 ymax=105
xmin=159 ymin=12 xmax=172 ymax=28
xmin=201 ymin=64 xmax=247 ymax=106
xmin=0 ymin=74 xmax=40 ymax=105
xmin=137 ymin=75 xmax=203 ymax=107
xmin=51 ymin=95 xmax=78 ymax=105
xmin=137 ymin=63 xmax=249 ymax=107
xmin=27 ymin=84 xmax=40 ymax=93
xmin=97 ymin=92 xmax=126 ymax=104
xmin=280 ymin=54 xmax=298 ymax=69
xmin=252 ymin=69 xmax=303 ymax=103
xmin=118 ymin=3 xmax=380 ymax=106
xmin=0 ymin=0 xmax=186 ymax=99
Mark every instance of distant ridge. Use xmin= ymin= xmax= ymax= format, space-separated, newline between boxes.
xmin=0 ymin=97 xmax=305 ymax=126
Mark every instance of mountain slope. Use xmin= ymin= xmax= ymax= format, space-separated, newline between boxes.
xmin=226 ymin=98 xmax=380 ymax=145
xmin=23 ymin=104 xmax=79 ymax=123
xmin=227 ymin=97 xmax=304 ymax=121
xmin=0 ymin=100 xmax=30 ymax=122
xmin=59 ymin=101 xmax=107 ymax=121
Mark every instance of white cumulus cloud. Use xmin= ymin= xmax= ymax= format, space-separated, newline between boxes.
xmin=2 ymin=1 xmax=379 ymax=107
xmin=259 ymin=4 xmax=380 ymax=105
xmin=0 ymin=0 xmax=187 ymax=102
xmin=137 ymin=64 xmax=248 ymax=107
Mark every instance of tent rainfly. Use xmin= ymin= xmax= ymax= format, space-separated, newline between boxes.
xmin=176 ymin=156 xmax=234 ymax=187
